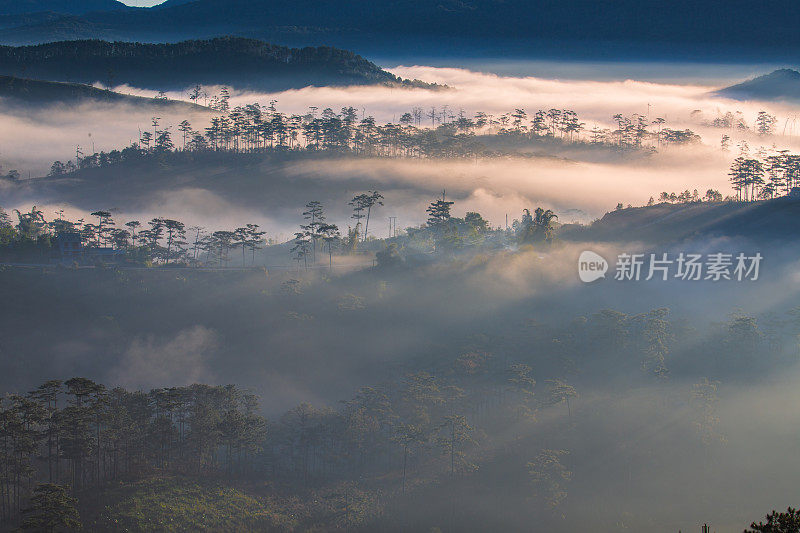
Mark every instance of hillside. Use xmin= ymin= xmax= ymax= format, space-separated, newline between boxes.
xmin=0 ymin=0 xmax=127 ymax=16
xmin=559 ymin=198 xmax=800 ymax=244
xmin=0 ymin=12 xmax=64 ymax=31
xmin=0 ymin=0 xmax=800 ymax=59
xmin=715 ymin=68 xmax=800 ymax=102
xmin=0 ymin=74 xmax=209 ymax=109
xmin=0 ymin=37 xmax=436 ymax=91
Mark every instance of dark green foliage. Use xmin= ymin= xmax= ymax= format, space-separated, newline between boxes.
xmin=745 ymin=508 xmax=800 ymax=533
xmin=426 ymin=198 xmax=454 ymax=227
xmin=20 ymin=483 xmax=81 ymax=532
xmin=0 ymin=379 xmax=270 ymax=528
xmin=86 ymin=477 xmax=295 ymax=532
xmin=515 ymin=207 xmax=558 ymax=245
xmin=375 ymin=242 xmax=403 ymax=268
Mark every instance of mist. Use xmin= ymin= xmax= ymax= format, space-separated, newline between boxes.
xmin=3 ymin=64 xmax=798 ymax=234
xmin=2 ymin=229 xmax=799 ymax=531
xmin=3 ymin=59 xmax=800 ymax=532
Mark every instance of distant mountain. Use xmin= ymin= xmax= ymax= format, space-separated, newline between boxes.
xmin=0 ymin=12 xmax=64 ymax=31
xmin=715 ymin=69 xmax=800 ymax=102
xmin=151 ymin=0 xmax=195 ymax=8
xmin=0 ymin=37 xmax=437 ymax=91
xmin=0 ymin=0 xmax=127 ymax=16
xmin=0 ymin=74 xmax=208 ymax=109
xmin=0 ymin=14 xmax=125 ymax=43
xmin=1 ymin=0 xmax=800 ymax=59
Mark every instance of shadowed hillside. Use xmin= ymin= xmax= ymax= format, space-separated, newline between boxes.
xmin=0 ymin=37 xmax=439 ymax=91
xmin=1 ymin=0 xmax=800 ymax=60
xmin=560 ymin=198 xmax=800 ymax=243
xmin=0 ymin=74 xmax=209 ymax=109
xmin=0 ymin=0 xmax=127 ymax=16
xmin=715 ymin=68 xmax=800 ymax=102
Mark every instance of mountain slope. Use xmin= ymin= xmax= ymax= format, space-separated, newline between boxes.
xmin=0 ymin=0 xmax=127 ymax=16
xmin=0 ymin=12 xmax=64 ymax=31
xmin=715 ymin=68 xmax=800 ymax=102
xmin=0 ymin=74 xmax=208 ymax=109
xmin=2 ymin=0 xmax=800 ymax=58
xmin=0 ymin=37 xmax=435 ymax=91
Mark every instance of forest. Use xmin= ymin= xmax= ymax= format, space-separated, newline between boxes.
xmin=0 ymin=38 xmax=437 ymax=91
xmin=1 ymin=288 xmax=799 ymax=531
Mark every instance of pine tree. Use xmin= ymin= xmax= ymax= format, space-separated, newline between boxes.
xmin=20 ymin=484 xmax=81 ymax=532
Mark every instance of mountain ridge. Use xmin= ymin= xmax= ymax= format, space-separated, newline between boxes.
xmin=0 ymin=0 xmax=128 ymax=16
xmin=716 ymin=68 xmax=800 ymax=102
xmin=0 ymin=37 xmax=439 ymax=91
xmin=2 ymin=0 xmax=800 ymax=58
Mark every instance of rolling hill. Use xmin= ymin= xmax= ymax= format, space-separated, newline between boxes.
xmin=0 ymin=37 xmax=437 ymax=91
xmin=715 ymin=68 xmax=800 ymax=102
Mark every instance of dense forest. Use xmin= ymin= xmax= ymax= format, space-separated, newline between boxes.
xmin=0 ymin=38 xmax=437 ymax=91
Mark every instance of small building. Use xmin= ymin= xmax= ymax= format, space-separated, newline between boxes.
xmin=52 ymin=233 xmax=125 ymax=264
xmin=53 ymin=232 xmax=83 ymax=260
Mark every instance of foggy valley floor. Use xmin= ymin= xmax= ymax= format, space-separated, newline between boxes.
xmin=1 ymin=216 xmax=800 ymax=531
